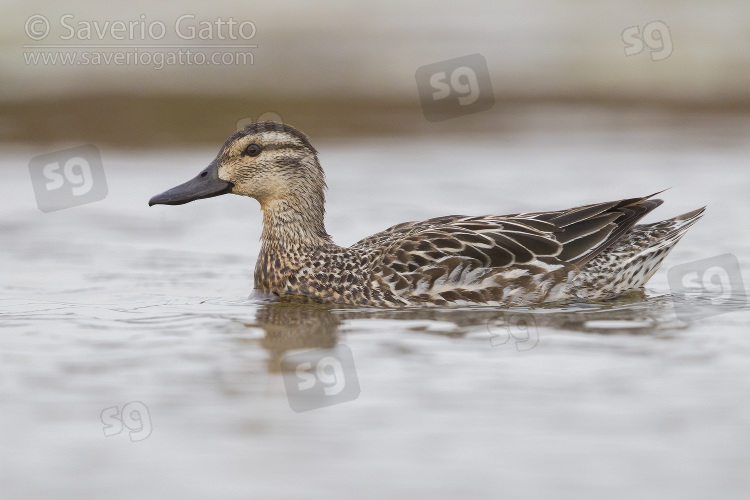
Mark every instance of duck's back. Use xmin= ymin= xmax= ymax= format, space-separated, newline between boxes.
xmin=340 ymin=193 xmax=704 ymax=307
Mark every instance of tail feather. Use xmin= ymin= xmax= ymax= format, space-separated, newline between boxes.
xmin=570 ymin=206 xmax=705 ymax=299
xmin=622 ymin=206 xmax=705 ymax=284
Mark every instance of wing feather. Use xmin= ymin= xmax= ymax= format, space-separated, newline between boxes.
xmin=362 ymin=193 xmax=666 ymax=298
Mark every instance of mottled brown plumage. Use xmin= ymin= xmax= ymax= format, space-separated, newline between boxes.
xmin=149 ymin=122 xmax=705 ymax=307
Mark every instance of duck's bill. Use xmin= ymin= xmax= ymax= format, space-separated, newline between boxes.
xmin=149 ymin=161 xmax=233 ymax=206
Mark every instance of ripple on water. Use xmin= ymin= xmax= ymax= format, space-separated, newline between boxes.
xmin=2 ymin=141 xmax=750 ymax=499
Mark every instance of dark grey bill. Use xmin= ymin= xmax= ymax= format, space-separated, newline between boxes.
xmin=149 ymin=160 xmax=233 ymax=206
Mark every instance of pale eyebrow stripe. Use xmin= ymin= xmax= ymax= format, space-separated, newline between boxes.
xmin=226 ymin=131 xmax=313 ymax=156
xmin=256 ymin=131 xmax=304 ymax=145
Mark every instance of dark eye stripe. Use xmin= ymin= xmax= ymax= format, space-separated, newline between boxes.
xmin=235 ymin=142 xmax=308 ymax=158
xmin=260 ymin=144 xmax=307 ymax=152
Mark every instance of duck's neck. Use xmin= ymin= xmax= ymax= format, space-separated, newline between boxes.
xmin=255 ymin=195 xmax=332 ymax=293
xmin=260 ymin=195 xmax=331 ymax=251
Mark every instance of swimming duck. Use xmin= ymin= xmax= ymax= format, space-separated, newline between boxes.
xmin=149 ymin=122 xmax=704 ymax=307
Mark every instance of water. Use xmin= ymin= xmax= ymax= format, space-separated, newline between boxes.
xmin=2 ymin=122 xmax=750 ymax=499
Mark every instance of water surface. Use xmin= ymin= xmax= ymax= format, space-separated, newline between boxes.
xmin=2 ymin=125 xmax=749 ymax=499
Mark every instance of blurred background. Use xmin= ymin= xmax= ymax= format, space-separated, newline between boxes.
xmin=3 ymin=0 xmax=750 ymax=146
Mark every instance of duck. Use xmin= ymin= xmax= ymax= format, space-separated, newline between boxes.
xmin=149 ymin=121 xmax=705 ymax=307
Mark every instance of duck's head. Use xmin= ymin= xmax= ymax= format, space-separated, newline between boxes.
xmin=149 ymin=122 xmax=325 ymax=210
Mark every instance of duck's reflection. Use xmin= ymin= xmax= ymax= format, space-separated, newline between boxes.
xmin=256 ymin=302 xmax=341 ymax=372
xmin=252 ymin=290 xmax=681 ymax=372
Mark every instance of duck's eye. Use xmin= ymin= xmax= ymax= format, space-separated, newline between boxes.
xmin=244 ymin=144 xmax=262 ymax=157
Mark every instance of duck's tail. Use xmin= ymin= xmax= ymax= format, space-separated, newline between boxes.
xmin=571 ymin=206 xmax=706 ymax=299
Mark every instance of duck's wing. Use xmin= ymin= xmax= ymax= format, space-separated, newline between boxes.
xmin=362 ymin=193 xmax=664 ymax=278
xmin=515 ymin=193 xmax=665 ymax=266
